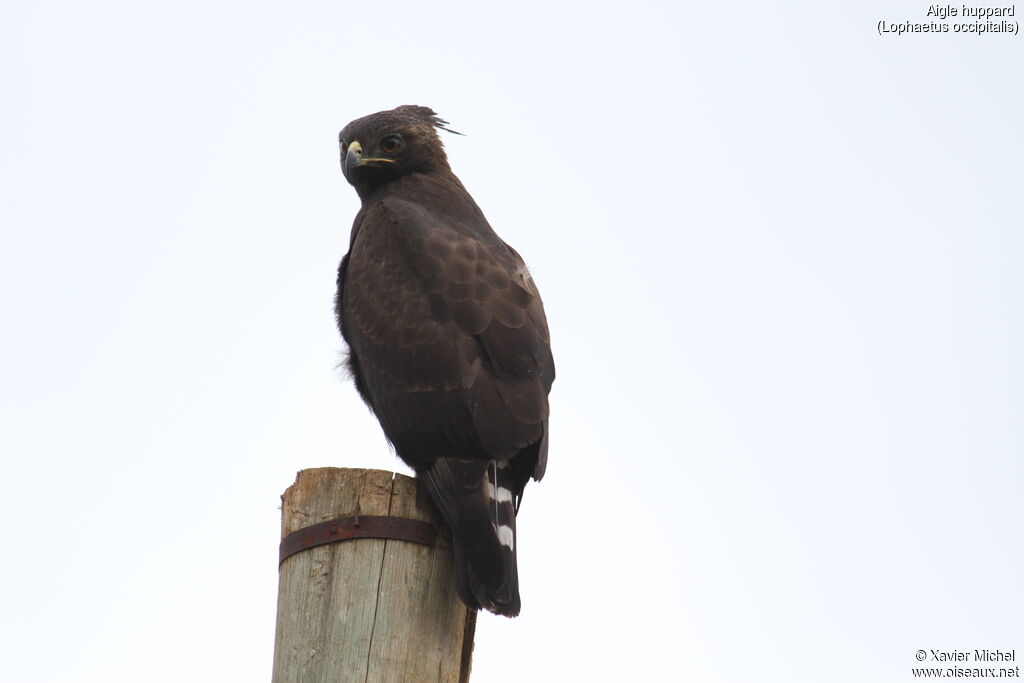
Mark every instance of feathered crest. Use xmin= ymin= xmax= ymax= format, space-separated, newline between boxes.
xmin=393 ymin=105 xmax=464 ymax=136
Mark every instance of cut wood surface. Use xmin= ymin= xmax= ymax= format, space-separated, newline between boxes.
xmin=272 ymin=468 xmax=475 ymax=683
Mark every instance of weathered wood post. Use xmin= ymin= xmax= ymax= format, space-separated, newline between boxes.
xmin=272 ymin=467 xmax=476 ymax=682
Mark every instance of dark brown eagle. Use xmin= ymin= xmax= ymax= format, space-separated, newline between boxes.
xmin=335 ymin=105 xmax=554 ymax=617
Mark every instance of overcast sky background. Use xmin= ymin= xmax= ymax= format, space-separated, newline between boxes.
xmin=2 ymin=2 xmax=1021 ymax=681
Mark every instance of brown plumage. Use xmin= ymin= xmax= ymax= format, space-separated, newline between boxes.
xmin=335 ymin=105 xmax=554 ymax=616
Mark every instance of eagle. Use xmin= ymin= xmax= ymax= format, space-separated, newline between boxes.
xmin=335 ymin=105 xmax=554 ymax=617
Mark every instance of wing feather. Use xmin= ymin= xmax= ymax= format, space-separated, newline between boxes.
xmin=339 ymin=191 xmax=554 ymax=470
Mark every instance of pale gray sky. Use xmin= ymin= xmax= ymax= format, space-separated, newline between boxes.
xmin=2 ymin=2 xmax=1021 ymax=681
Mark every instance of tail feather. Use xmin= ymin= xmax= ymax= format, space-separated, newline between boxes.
xmin=481 ymin=460 xmax=519 ymax=614
xmin=420 ymin=458 xmax=521 ymax=617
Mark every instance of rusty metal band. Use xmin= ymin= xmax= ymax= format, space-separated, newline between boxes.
xmin=279 ymin=515 xmax=437 ymax=566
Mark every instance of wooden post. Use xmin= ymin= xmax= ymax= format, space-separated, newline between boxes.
xmin=272 ymin=468 xmax=476 ymax=683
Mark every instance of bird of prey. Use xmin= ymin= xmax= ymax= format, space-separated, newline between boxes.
xmin=335 ymin=105 xmax=554 ymax=617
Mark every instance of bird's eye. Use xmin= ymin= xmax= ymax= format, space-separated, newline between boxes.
xmin=380 ymin=135 xmax=403 ymax=154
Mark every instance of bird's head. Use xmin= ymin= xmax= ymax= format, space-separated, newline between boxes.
xmin=339 ymin=105 xmax=461 ymax=200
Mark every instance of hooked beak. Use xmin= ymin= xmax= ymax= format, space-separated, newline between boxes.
xmin=345 ymin=141 xmax=363 ymax=176
xmin=344 ymin=140 xmax=396 ymax=176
